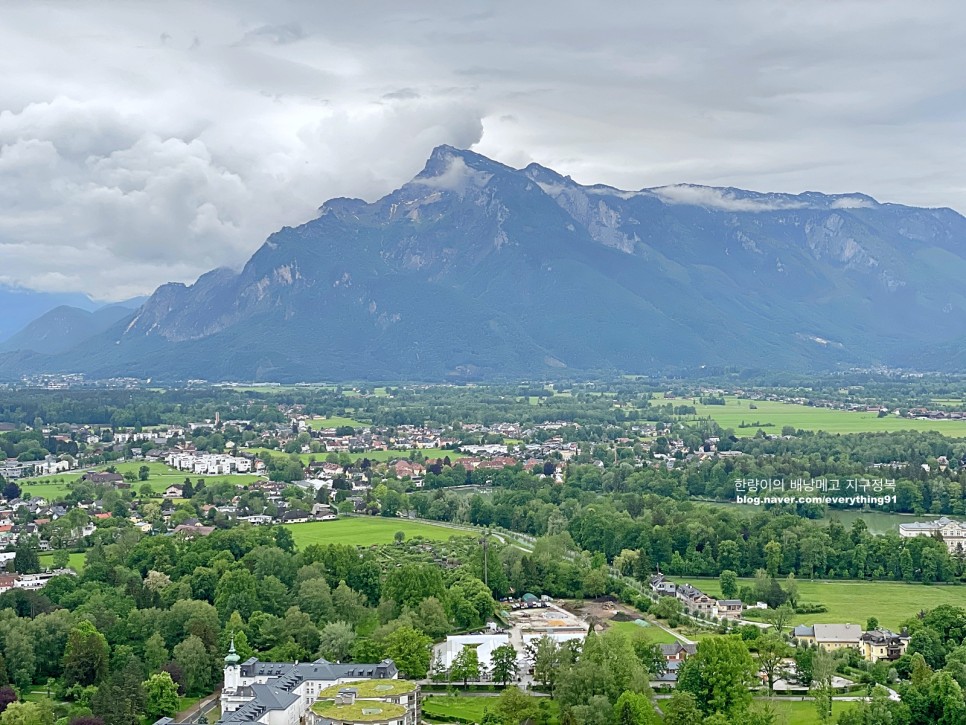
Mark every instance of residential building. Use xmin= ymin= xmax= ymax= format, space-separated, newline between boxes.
xmin=899 ymin=517 xmax=966 ymax=554
xmin=792 ymin=623 xmax=863 ymax=652
xmin=860 ymin=629 xmax=909 ymax=663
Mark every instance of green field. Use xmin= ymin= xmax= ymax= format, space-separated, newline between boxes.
xmin=17 ymin=461 xmax=262 ymax=501
xmin=39 ymin=552 xmax=86 ymax=572
xmin=307 ymin=416 xmax=370 ymax=430
xmin=670 ymin=576 xmax=966 ymax=630
xmin=607 ymin=619 xmax=682 ymax=644
xmin=681 ymin=396 xmax=966 ymax=436
xmin=765 ymin=699 xmax=858 ymax=725
xmin=284 ymin=517 xmax=468 ymax=547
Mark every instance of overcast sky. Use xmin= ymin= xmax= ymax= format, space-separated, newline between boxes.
xmin=2 ymin=0 xmax=966 ymax=300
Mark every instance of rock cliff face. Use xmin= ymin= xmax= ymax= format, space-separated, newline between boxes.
xmin=4 ymin=145 xmax=966 ymax=381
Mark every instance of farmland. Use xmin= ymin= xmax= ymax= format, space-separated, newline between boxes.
xmin=283 ymin=517 xmax=469 ymax=547
xmin=674 ymin=395 xmax=966 ymax=436
xmin=306 ymin=416 xmax=370 ymax=430
xmin=669 ymin=576 xmax=966 ymax=630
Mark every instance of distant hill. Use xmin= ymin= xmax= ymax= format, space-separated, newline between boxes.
xmin=3 ymin=145 xmax=966 ymax=381
xmin=0 ymin=304 xmax=135 ymax=355
xmin=0 ymin=288 xmax=101 ymax=343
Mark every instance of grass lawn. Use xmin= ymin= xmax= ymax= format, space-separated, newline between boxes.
xmin=39 ymin=552 xmax=86 ymax=572
xmin=606 ymin=619 xmax=682 ymax=644
xmin=681 ymin=396 xmax=966 ymax=436
xmin=422 ymin=694 xmax=558 ymax=724
xmin=307 ymin=416 xmax=370 ymax=430
xmin=670 ymin=576 xmax=966 ymax=630
xmin=284 ymin=517 xmax=468 ymax=547
xmin=764 ymin=698 xmax=859 ymax=724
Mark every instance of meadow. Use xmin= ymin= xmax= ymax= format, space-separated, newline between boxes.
xmin=16 ymin=461 xmax=263 ymax=500
xmin=670 ymin=395 xmax=966 ymax=436
xmin=306 ymin=416 xmax=370 ymax=430
xmin=283 ymin=517 xmax=468 ymax=547
xmin=606 ymin=619 xmax=681 ymax=644
xmin=670 ymin=576 xmax=966 ymax=630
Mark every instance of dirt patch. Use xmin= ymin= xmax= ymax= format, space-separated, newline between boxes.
xmin=562 ymin=598 xmax=646 ymax=625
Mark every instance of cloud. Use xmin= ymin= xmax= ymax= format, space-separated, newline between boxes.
xmin=1 ymin=1 xmax=966 ymax=299
xmin=648 ymin=185 xmax=810 ymax=212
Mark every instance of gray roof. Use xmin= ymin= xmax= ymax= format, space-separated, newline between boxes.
xmin=792 ymin=625 xmax=814 ymax=638
xmin=218 ymin=657 xmax=399 ymax=725
xmin=813 ymin=623 xmax=862 ymax=643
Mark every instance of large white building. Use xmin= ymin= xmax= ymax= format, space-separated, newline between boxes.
xmin=899 ymin=516 xmax=966 ymax=553
xmin=218 ymin=642 xmax=418 ymax=725
xmin=165 ymin=453 xmax=253 ymax=475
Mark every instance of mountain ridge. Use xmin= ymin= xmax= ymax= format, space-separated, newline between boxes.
xmin=3 ymin=145 xmax=966 ymax=381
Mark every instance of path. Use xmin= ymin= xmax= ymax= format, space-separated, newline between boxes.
xmin=175 ymin=689 xmax=221 ymax=724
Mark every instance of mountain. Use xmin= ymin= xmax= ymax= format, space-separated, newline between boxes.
xmin=0 ymin=304 xmax=137 ymax=355
xmin=4 ymin=145 xmax=966 ymax=381
xmin=0 ymin=287 xmax=101 ymax=343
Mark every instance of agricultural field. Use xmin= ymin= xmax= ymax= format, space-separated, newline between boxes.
xmin=670 ymin=576 xmax=966 ymax=630
xmin=283 ymin=517 xmax=467 ymax=547
xmin=674 ymin=395 xmax=966 ymax=436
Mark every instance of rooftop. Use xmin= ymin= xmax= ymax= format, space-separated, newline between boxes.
xmin=311 ymin=700 xmax=407 ymax=723
xmin=316 ymin=679 xmax=416 ymax=699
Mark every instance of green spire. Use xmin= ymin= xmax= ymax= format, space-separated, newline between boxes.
xmin=224 ymin=634 xmax=240 ymax=666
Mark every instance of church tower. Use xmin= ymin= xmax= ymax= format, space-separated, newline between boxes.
xmin=224 ymin=636 xmax=241 ymax=691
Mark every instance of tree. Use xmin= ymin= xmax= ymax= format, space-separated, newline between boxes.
xmin=1 ymin=701 xmax=54 ymax=725
xmin=5 ymin=627 xmax=35 ymax=690
xmin=494 ymin=686 xmax=541 ymax=725
xmin=13 ymin=537 xmax=40 ymax=574
xmin=138 ymin=465 xmax=150 ymax=481
xmin=317 ymin=621 xmax=355 ymax=662
xmin=46 ymin=549 xmax=69 ymax=570
xmin=63 ymin=621 xmax=110 ymax=687
xmin=661 ymin=691 xmax=702 ymax=725
xmin=143 ymin=632 xmax=169 ymax=675
xmin=719 ymin=570 xmax=738 ymax=599
xmin=755 ymin=635 xmax=790 ymax=691
xmin=764 ymin=603 xmax=794 ymax=636
xmin=530 ymin=636 xmax=562 ymax=694
xmin=143 ymin=672 xmax=180 ymax=720
xmin=811 ymin=649 xmax=836 ymax=725
xmin=296 ymin=577 xmax=333 ymax=622
xmin=677 ymin=637 xmax=756 ymax=717
xmin=866 ymin=617 xmax=879 ymax=631
xmin=394 ymin=530 xmax=405 ymax=544
xmin=383 ymin=627 xmax=432 ymax=679
xmin=613 ymin=691 xmax=657 ymax=724
xmin=490 ymin=644 xmax=519 ymax=686
xmin=173 ymin=634 xmax=212 ymax=696
xmin=214 ymin=568 xmax=259 ymax=620
xmin=0 ymin=689 xmax=16 ymax=716
xmin=450 ymin=645 xmax=481 ymax=688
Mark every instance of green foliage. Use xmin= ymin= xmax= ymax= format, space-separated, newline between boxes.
xmin=62 ymin=621 xmax=109 ymax=687
xmin=142 ymin=672 xmax=180 ymax=720
xmin=677 ymin=637 xmax=756 ymax=717
xmin=382 ymin=627 xmax=432 ymax=679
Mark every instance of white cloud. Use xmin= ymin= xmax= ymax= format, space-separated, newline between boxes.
xmin=648 ymin=185 xmax=810 ymax=212
xmin=1 ymin=0 xmax=966 ymax=299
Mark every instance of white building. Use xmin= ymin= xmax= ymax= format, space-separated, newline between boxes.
xmin=433 ymin=634 xmax=512 ymax=675
xmin=899 ymin=516 xmax=966 ymax=553
xmin=165 ymin=453 xmax=253 ymax=475
xmin=218 ymin=643 xmax=417 ymax=725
